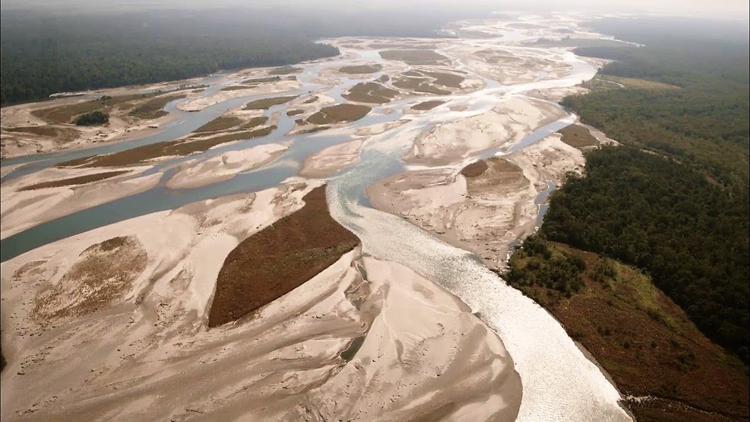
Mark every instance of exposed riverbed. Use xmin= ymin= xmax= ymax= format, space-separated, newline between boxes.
xmin=1 ymin=13 xmax=632 ymax=421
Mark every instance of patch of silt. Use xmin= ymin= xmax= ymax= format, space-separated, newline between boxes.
xmin=32 ymin=236 xmax=147 ymax=323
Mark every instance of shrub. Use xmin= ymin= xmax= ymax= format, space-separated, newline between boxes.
xmin=73 ymin=110 xmax=109 ymax=126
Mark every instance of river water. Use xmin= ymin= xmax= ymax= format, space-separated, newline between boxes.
xmin=0 ymin=16 xmax=632 ymax=421
xmin=324 ymin=49 xmax=630 ymax=420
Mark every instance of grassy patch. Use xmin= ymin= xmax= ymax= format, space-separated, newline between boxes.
xmin=32 ymin=100 xmax=103 ymax=124
xmin=558 ymin=124 xmax=597 ymax=149
xmin=208 ymin=186 xmax=358 ymax=326
xmin=241 ymin=76 xmax=282 ymax=84
xmin=243 ymin=95 xmax=297 ymax=110
xmin=128 ymin=94 xmax=186 ymax=120
xmin=419 ymin=70 xmax=464 ymax=88
xmin=62 ymin=126 xmax=274 ymax=167
xmin=268 ymin=66 xmax=301 ymax=75
xmin=19 ymin=170 xmax=129 ymax=190
xmin=193 ymin=116 xmax=244 ymax=133
xmin=2 ymin=126 xmax=81 ymax=144
xmin=220 ymin=85 xmax=251 ymax=91
xmin=339 ymin=64 xmax=382 ymax=74
xmin=342 ymin=82 xmax=399 ymax=104
xmin=412 ymin=100 xmax=445 ymax=111
xmin=505 ymin=238 xmax=749 ymax=421
xmin=379 ymin=49 xmax=449 ymax=65
xmin=392 ymin=76 xmax=450 ymax=95
xmin=306 ymin=103 xmax=371 ymax=125
xmin=31 ymin=94 xmax=158 ymax=124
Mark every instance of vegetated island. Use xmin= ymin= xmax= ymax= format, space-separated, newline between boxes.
xmin=208 ymin=186 xmax=359 ymax=327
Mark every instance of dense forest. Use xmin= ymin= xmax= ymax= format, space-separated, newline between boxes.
xmin=0 ymin=10 xmax=339 ymax=105
xmin=533 ymin=18 xmax=750 ymax=362
xmin=0 ymin=5 xmax=479 ymax=106
xmin=542 ymin=147 xmax=749 ymax=361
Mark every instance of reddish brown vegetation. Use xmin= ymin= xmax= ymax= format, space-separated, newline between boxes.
xmin=412 ymin=100 xmax=445 ymax=111
xmin=208 ymin=186 xmax=359 ymax=327
xmin=510 ymin=242 xmax=749 ymax=421
xmin=19 ymin=170 xmax=130 ymax=190
xmin=60 ymin=126 xmax=274 ymax=167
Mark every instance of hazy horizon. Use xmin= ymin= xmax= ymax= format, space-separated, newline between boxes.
xmin=1 ymin=0 xmax=748 ymax=21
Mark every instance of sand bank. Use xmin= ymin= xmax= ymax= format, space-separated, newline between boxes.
xmin=166 ymin=143 xmax=288 ymax=190
xmin=299 ymin=139 xmax=364 ymax=178
xmin=369 ymin=134 xmax=584 ymax=271
xmin=404 ymin=96 xmax=565 ymax=166
xmin=1 ymin=180 xmax=522 ymax=421
xmin=1 ymin=166 xmax=159 ymax=239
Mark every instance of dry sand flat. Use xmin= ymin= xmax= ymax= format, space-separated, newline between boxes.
xmin=299 ymin=139 xmax=364 ymax=178
xmin=1 ymin=180 xmax=522 ymax=421
xmin=0 ymin=166 xmax=160 ymax=239
xmin=166 ymin=143 xmax=289 ymax=190
xmin=457 ymin=47 xmax=573 ymax=85
xmin=369 ymin=134 xmax=585 ymax=271
xmin=404 ymin=96 xmax=566 ymax=166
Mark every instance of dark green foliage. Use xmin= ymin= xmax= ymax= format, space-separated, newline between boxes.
xmin=0 ymin=3 xmax=496 ymax=106
xmin=0 ymin=10 xmax=339 ymax=105
xmin=567 ymin=18 xmax=749 ymax=188
xmin=560 ymin=88 xmax=749 ymax=188
xmin=73 ymin=110 xmax=108 ymax=126
xmin=543 ymin=147 xmax=749 ymax=362
xmin=505 ymin=235 xmax=586 ymax=298
xmin=542 ymin=18 xmax=750 ymax=363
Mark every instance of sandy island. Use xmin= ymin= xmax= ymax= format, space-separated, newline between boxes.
xmin=166 ymin=143 xmax=289 ymax=190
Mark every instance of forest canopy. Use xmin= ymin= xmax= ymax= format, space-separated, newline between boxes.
xmin=0 ymin=5 xmax=481 ymax=106
xmin=0 ymin=10 xmax=340 ymax=105
xmin=540 ymin=17 xmax=749 ymax=362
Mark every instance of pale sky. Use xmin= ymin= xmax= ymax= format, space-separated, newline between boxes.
xmin=1 ymin=0 xmax=748 ymax=20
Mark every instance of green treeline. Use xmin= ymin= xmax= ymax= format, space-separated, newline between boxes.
xmin=561 ymin=81 xmax=749 ymax=188
xmin=531 ymin=18 xmax=750 ymax=362
xmin=0 ymin=11 xmax=339 ymax=105
xmin=0 ymin=4 xmax=489 ymax=107
xmin=542 ymin=147 xmax=749 ymax=361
